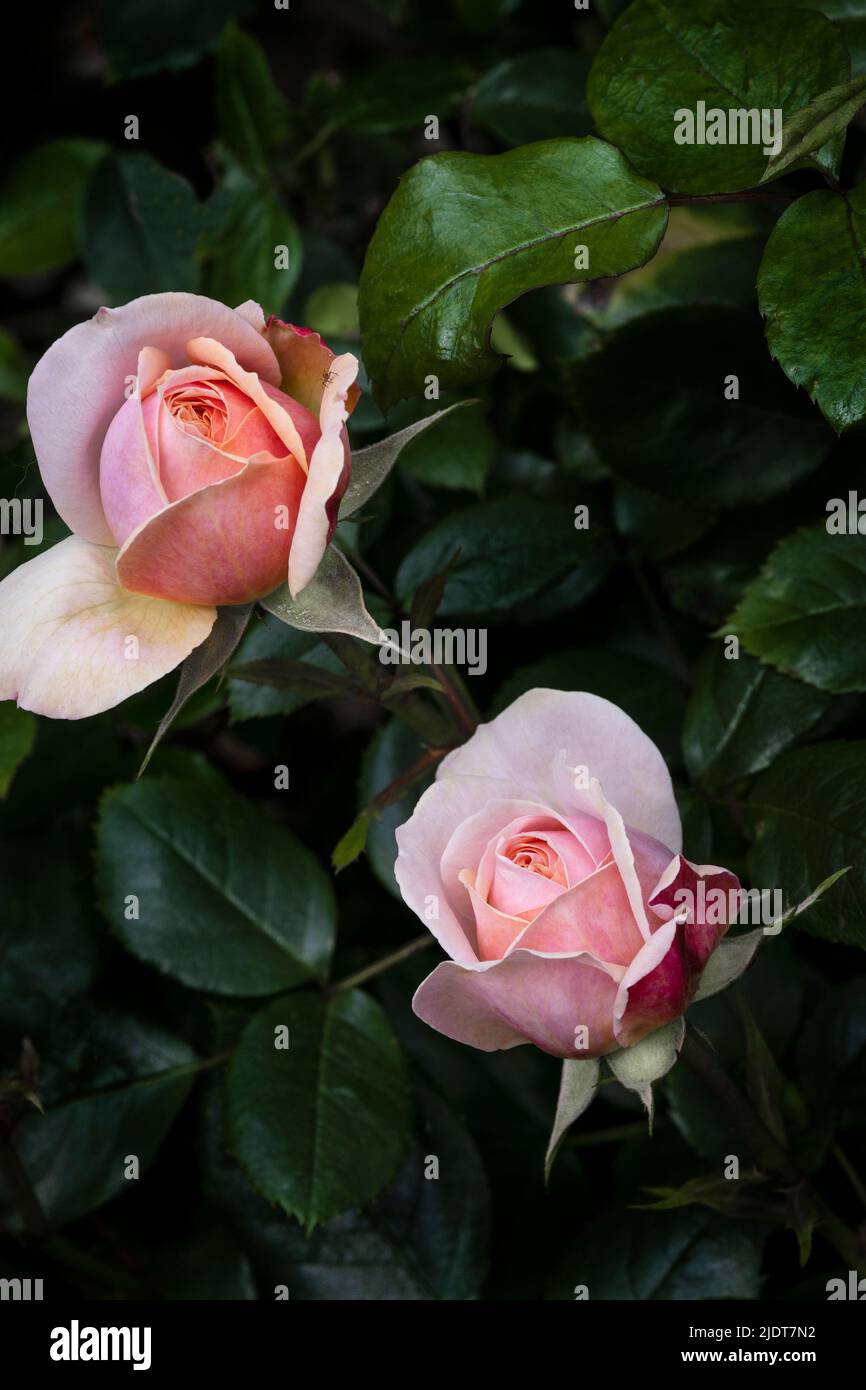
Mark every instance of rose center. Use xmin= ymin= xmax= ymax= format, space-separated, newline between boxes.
xmin=168 ymin=387 xmax=228 ymax=445
xmin=503 ymin=835 xmax=567 ymax=887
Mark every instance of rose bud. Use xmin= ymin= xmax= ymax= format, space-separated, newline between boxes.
xmin=0 ymin=293 xmax=359 ymax=718
xmin=396 ymin=689 xmax=740 ymax=1060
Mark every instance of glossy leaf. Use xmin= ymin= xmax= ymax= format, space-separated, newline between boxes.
xmin=358 ymin=137 xmax=667 ymax=409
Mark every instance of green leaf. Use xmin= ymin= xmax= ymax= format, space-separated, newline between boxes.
xmin=215 ymin=23 xmax=290 ymax=177
xmin=758 ymin=182 xmax=866 ymax=431
xmin=358 ymin=137 xmax=667 ymax=410
xmin=226 ymin=990 xmax=412 ymax=1231
xmin=141 ymin=604 xmax=253 ymax=774
xmin=753 ymin=1 xmax=866 ymax=78
xmin=742 ymin=1002 xmax=788 ymax=1142
xmin=683 ymin=646 xmax=832 ymax=789
xmin=97 ymin=0 xmax=249 ymax=80
xmin=587 ymin=0 xmax=850 ymax=194
xmin=797 ymin=980 xmax=866 ymax=1129
xmin=399 ymin=400 xmax=495 ymax=494
xmin=573 ymin=307 xmax=832 ymax=508
xmin=202 ymin=1077 xmax=490 ymax=1298
xmin=547 ymin=1205 xmax=765 ymax=1299
xmin=81 ymin=152 xmax=204 ymax=302
xmin=0 ymin=836 xmax=99 ymax=1037
xmin=0 ymin=1005 xmax=196 ymax=1229
xmin=545 ymin=1059 xmax=600 ymax=1183
xmin=748 ymin=743 xmax=866 ymax=947
xmin=340 ymin=401 xmax=474 ymax=518
xmin=0 ymin=139 xmax=105 ymax=275
xmin=311 ymin=55 xmax=473 ymax=136
xmin=261 ymin=546 xmax=383 ymax=644
xmin=725 ymin=526 xmax=866 ymax=692
xmin=637 ymin=1170 xmax=774 ymax=1219
xmin=761 ymin=74 xmax=866 ymax=180
xmin=332 ymin=810 xmax=372 ymax=873
xmin=96 ymin=775 xmax=336 ymax=994
xmin=395 ymin=498 xmax=614 ymax=615
xmin=229 ymin=658 xmax=363 ymax=702
xmin=473 ymin=50 xmax=592 ymax=147
xmin=205 ymin=173 xmax=301 ymax=317
xmin=0 ymin=704 xmax=36 ymax=798
xmin=228 ymin=617 xmax=345 ymax=723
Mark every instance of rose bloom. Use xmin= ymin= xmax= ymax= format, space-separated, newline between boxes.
xmin=396 ymin=689 xmax=740 ymax=1059
xmin=0 ymin=292 xmax=359 ymax=718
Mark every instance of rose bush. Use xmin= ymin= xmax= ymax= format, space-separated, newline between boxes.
xmin=396 ymin=689 xmax=740 ymax=1059
xmin=0 ymin=292 xmax=359 ymax=719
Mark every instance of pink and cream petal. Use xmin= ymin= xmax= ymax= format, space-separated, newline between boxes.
xmin=287 ymin=353 xmax=359 ymax=597
xmin=27 ymin=293 xmax=279 ymax=544
xmin=116 ymin=455 xmax=305 ymax=606
xmin=412 ymin=948 xmax=624 ymax=1058
xmin=0 ymin=536 xmax=215 ymax=719
xmin=99 ymin=390 xmax=168 ymax=545
xmin=187 ymin=337 xmax=310 ymax=471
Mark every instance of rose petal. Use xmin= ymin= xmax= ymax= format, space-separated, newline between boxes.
xmin=263 ymin=318 xmax=362 ymax=418
xmin=288 ymin=353 xmax=359 ymax=597
xmin=100 ymin=389 xmax=167 ymax=545
xmin=412 ymin=948 xmax=624 ymax=1058
xmin=458 ymin=868 xmax=527 ymax=960
xmin=437 ymin=690 xmax=681 ymax=852
xmin=187 ymin=337 xmax=310 ymax=472
xmin=27 ymin=293 xmax=279 ymax=544
xmin=0 ymin=536 xmax=215 ymax=718
xmin=397 ymin=785 xmax=538 ymax=964
xmin=509 ymin=860 xmax=645 ymax=966
xmin=116 ymin=455 xmax=306 ymax=605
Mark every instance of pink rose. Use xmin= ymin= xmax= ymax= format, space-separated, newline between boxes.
xmin=396 ymin=689 xmax=740 ymax=1059
xmin=0 ymin=293 xmax=359 ymax=718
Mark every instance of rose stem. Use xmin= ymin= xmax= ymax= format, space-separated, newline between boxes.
xmin=680 ymin=1026 xmax=866 ymax=1276
xmin=327 ymin=934 xmax=435 ymax=995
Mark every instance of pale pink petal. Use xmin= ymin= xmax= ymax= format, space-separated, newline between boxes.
xmin=458 ymin=868 xmax=527 ymax=960
xmin=510 ymin=860 xmax=645 ymax=966
xmin=288 ymin=353 xmax=359 ymax=597
xmin=396 ymin=781 xmax=534 ymax=965
xmin=187 ymin=337 xmax=309 ymax=472
xmin=412 ymin=949 xmax=624 ymax=1058
xmin=436 ymin=690 xmax=681 ymax=852
xmin=116 ymin=455 xmax=305 ymax=606
xmin=487 ymin=846 xmax=567 ymax=918
xmin=100 ymin=390 xmax=167 ymax=544
xmin=0 ymin=536 xmax=215 ymax=719
xmin=233 ymin=300 xmax=267 ymax=332
xmin=27 ymin=294 xmax=279 ymax=544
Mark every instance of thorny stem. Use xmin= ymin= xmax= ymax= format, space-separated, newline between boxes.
xmin=681 ymin=1027 xmax=866 ymax=1276
xmin=328 ymin=934 xmax=434 ymax=995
